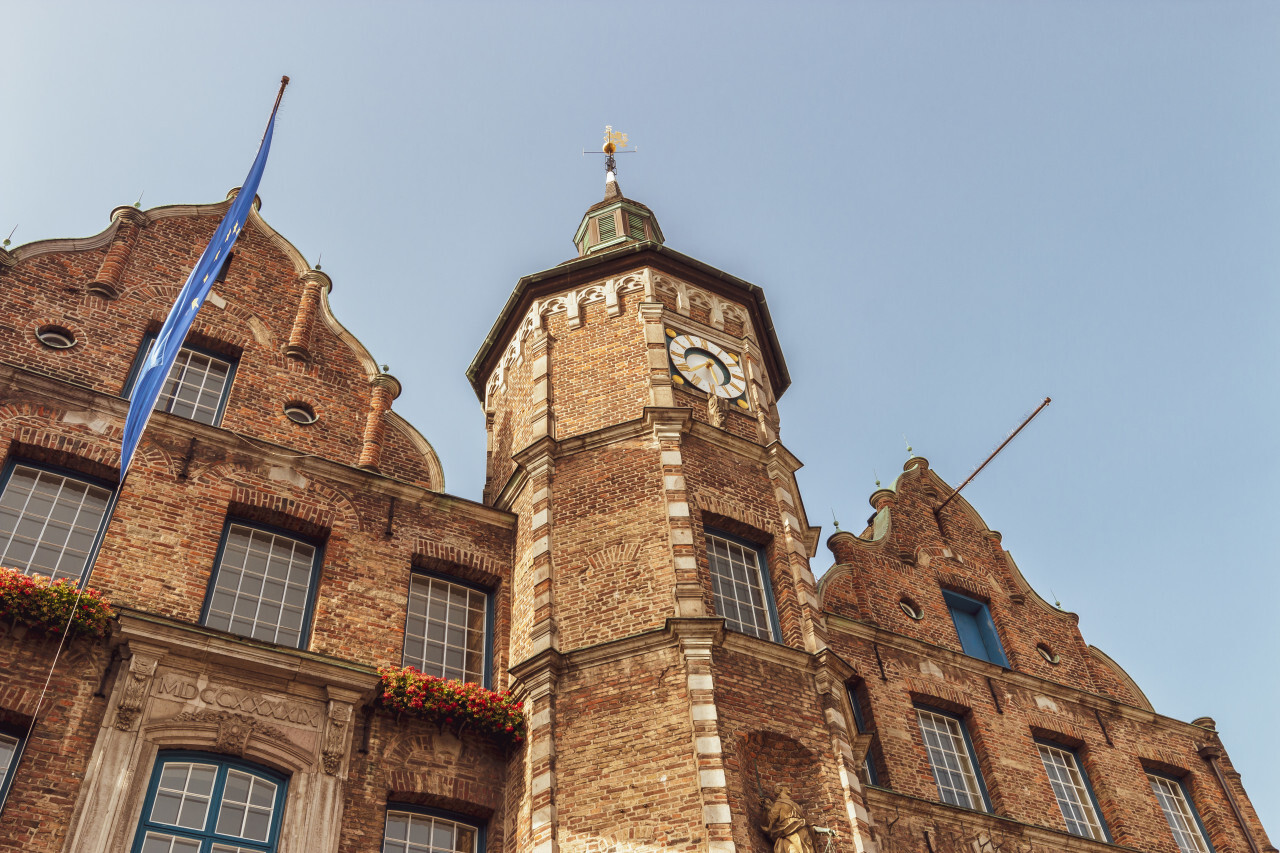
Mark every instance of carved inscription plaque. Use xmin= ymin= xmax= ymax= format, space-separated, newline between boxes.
xmin=154 ymin=675 xmax=322 ymax=728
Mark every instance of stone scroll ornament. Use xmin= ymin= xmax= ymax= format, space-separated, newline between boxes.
xmin=113 ymin=654 xmax=158 ymax=731
xmin=760 ymin=787 xmax=817 ymax=853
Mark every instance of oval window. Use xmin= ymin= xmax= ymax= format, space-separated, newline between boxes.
xmin=284 ymin=402 xmax=317 ymax=424
xmin=36 ymin=325 xmax=75 ymax=349
xmin=1036 ymin=643 xmax=1061 ymax=664
xmin=899 ymin=597 xmax=924 ymax=620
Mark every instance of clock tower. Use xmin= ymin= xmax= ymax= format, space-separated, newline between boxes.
xmin=468 ymin=166 xmax=874 ymax=853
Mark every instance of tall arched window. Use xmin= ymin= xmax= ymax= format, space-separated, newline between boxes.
xmin=132 ymin=752 xmax=287 ymax=853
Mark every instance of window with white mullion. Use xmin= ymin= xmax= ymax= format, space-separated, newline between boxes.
xmin=204 ymin=524 xmax=316 ymax=648
xmin=1038 ymin=745 xmax=1105 ymax=840
xmin=403 ymin=575 xmax=488 ymax=684
xmin=383 ymin=809 xmax=478 ymax=853
xmin=706 ymin=533 xmax=773 ymax=640
xmin=1149 ymin=774 xmax=1212 ymax=853
xmin=158 ymin=348 xmax=231 ymax=425
xmin=0 ymin=464 xmax=111 ymax=582
xmin=916 ymin=709 xmax=986 ymax=811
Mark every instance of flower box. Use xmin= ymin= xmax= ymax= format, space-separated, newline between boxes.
xmin=377 ymin=665 xmax=525 ymax=748
xmin=0 ymin=566 xmax=115 ymax=640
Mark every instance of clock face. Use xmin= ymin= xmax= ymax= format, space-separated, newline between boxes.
xmin=667 ymin=331 xmax=748 ymax=400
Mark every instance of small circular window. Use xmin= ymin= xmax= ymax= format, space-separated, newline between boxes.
xmin=1036 ymin=643 xmax=1061 ymax=664
xmin=36 ymin=325 xmax=76 ymax=349
xmin=283 ymin=402 xmax=317 ymax=425
xmin=899 ymin=597 xmax=924 ymax=620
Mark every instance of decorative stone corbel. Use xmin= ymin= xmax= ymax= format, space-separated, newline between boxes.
xmin=113 ymin=653 xmax=158 ymax=731
xmin=322 ymin=700 xmax=353 ymax=775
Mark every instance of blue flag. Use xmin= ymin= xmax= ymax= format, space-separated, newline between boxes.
xmin=119 ymin=108 xmax=279 ymax=480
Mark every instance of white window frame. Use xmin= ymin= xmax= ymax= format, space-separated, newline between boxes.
xmin=0 ymin=462 xmax=112 ymax=583
xmin=1149 ymin=773 xmax=1213 ymax=853
xmin=705 ymin=531 xmax=779 ymax=641
xmin=915 ymin=707 xmax=988 ymax=812
xmin=1037 ymin=743 xmax=1107 ymax=840
xmin=383 ymin=806 xmax=481 ymax=853
xmin=402 ymin=572 xmax=491 ymax=686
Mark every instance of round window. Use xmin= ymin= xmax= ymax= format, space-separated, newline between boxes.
xmin=36 ymin=325 xmax=75 ymax=349
xmin=1036 ymin=643 xmax=1061 ymax=664
xmin=284 ymin=402 xmax=317 ymax=424
xmin=899 ymin=597 xmax=924 ymax=620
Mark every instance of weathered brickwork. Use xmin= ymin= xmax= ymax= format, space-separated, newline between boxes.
xmin=0 ymin=178 xmax=1269 ymax=853
xmin=821 ymin=458 xmax=1272 ymax=852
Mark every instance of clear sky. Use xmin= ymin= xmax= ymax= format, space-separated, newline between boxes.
xmin=5 ymin=0 xmax=1277 ymax=835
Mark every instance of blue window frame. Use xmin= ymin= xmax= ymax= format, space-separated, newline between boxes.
xmin=1148 ymin=772 xmax=1214 ymax=853
xmin=403 ymin=571 xmax=494 ymax=687
xmin=131 ymin=752 xmax=287 ymax=853
xmin=915 ymin=705 xmax=991 ymax=812
xmin=845 ymin=683 xmax=879 ymax=786
xmin=942 ymin=590 xmax=1008 ymax=667
xmin=705 ymin=529 xmax=781 ymax=642
xmin=1036 ymin=740 xmax=1109 ymax=841
xmin=0 ymin=727 xmax=25 ymax=812
xmin=200 ymin=520 xmax=324 ymax=650
xmin=125 ymin=335 xmax=238 ymax=427
xmin=0 ymin=459 xmax=113 ymax=583
xmin=383 ymin=803 xmax=484 ymax=853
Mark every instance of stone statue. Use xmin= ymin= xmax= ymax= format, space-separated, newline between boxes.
xmin=760 ymin=787 xmax=816 ymax=853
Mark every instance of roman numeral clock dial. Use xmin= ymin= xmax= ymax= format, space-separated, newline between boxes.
xmin=666 ymin=330 xmax=750 ymax=407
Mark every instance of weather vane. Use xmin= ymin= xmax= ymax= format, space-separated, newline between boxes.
xmin=584 ymin=125 xmax=637 ymax=177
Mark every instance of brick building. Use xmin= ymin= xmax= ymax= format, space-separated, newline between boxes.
xmin=0 ymin=173 xmax=1270 ymax=853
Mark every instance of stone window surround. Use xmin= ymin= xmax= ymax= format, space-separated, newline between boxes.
xmin=63 ymin=612 xmax=375 ymax=853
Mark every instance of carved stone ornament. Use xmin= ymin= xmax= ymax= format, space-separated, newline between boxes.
xmin=321 ymin=700 xmax=353 ymax=775
xmin=707 ymin=394 xmax=725 ymax=428
xmin=165 ymin=709 xmax=291 ymax=758
xmin=114 ymin=654 xmax=158 ymax=731
xmin=761 ymin=787 xmax=817 ymax=853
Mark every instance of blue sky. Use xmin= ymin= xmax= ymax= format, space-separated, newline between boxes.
xmin=5 ymin=1 xmax=1277 ymax=834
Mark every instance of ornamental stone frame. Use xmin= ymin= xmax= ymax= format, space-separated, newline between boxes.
xmin=60 ymin=612 xmax=376 ymax=853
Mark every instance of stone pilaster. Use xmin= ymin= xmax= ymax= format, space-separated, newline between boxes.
xmin=526 ymin=330 xmax=554 ymax=442
xmin=767 ymin=446 xmax=826 ymax=654
xmin=357 ymin=373 xmax=401 ymax=471
xmin=673 ymin=620 xmax=735 ymax=853
xmin=511 ymin=652 xmax=562 ymax=853
xmin=651 ymin=410 xmax=702 ymax=618
xmin=814 ymin=651 xmax=877 ymax=853
xmin=89 ymin=206 xmax=149 ymax=299
xmin=639 ymin=301 xmax=675 ymax=408
xmin=284 ymin=269 xmax=331 ymax=361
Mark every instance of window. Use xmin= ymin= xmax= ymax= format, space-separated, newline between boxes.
xmin=706 ymin=531 xmax=779 ymax=641
xmin=0 ymin=729 xmax=24 ymax=810
xmin=1149 ymin=773 xmax=1214 ymax=853
xmin=201 ymin=523 xmax=321 ymax=649
xmin=127 ymin=337 xmax=237 ymax=427
xmin=942 ymin=590 xmax=1008 ymax=667
xmin=0 ymin=462 xmax=112 ymax=582
xmin=915 ymin=707 xmax=989 ymax=811
xmin=403 ymin=573 xmax=491 ymax=686
xmin=845 ymin=683 xmax=878 ymax=786
xmin=1037 ymin=742 xmax=1108 ymax=841
xmin=383 ymin=805 xmax=482 ymax=853
xmin=132 ymin=753 xmax=286 ymax=853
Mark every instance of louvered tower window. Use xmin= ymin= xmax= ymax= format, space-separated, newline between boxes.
xmin=596 ymin=213 xmax=617 ymax=240
xmin=627 ymin=212 xmax=646 ymax=239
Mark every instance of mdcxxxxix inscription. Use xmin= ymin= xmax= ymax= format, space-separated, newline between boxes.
xmin=154 ymin=674 xmax=322 ymax=728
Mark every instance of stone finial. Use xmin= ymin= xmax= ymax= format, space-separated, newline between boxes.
xmin=357 ymin=373 xmax=402 ymax=471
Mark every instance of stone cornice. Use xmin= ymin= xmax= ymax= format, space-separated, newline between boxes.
xmin=117 ymin=610 xmax=379 ymax=697
xmin=825 ymin=613 xmax=1205 ymax=736
xmin=0 ymin=363 xmax=513 ymax=529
